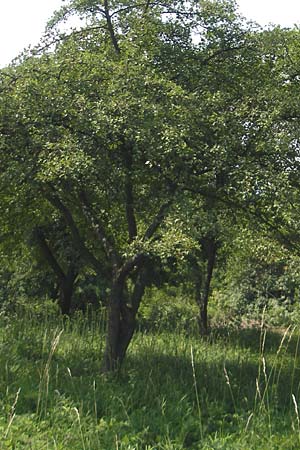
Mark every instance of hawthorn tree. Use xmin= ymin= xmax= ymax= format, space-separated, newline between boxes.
xmin=2 ymin=0 xmax=300 ymax=370
xmin=1 ymin=0 xmax=202 ymax=371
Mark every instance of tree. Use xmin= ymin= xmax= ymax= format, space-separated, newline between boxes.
xmin=1 ymin=0 xmax=202 ymax=371
xmin=2 ymin=0 xmax=299 ymax=371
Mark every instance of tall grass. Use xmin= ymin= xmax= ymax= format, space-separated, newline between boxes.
xmin=0 ymin=306 xmax=300 ymax=449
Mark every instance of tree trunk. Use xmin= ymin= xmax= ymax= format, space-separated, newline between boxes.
xmin=101 ymin=276 xmax=123 ymax=372
xmin=196 ymin=238 xmax=217 ymax=335
xmin=102 ymin=303 xmax=137 ymax=372
xmin=59 ymin=266 xmax=77 ymax=315
xmin=101 ymin=268 xmax=147 ymax=373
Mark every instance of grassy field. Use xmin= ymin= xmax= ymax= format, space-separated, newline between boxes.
xmin=0 ymin=307 xmax=300 ymax=449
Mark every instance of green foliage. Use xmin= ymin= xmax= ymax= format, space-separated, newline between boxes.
xmin=211 ymin=225 xmax=300 ymax=328
xmin=138 ymin=286 xmax=199 ymax=332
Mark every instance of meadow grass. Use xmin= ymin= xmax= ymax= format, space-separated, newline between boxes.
xmin=0 ymin=307 xmax=300 ymax=449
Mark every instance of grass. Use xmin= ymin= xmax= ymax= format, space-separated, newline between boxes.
xmin=0 ymin=307 xmax=300 ymax=449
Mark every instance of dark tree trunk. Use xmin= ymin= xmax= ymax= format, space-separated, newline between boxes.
xmin=33 ymin=227 xmax=78 ymax=315
xmin=196 ymin=237 xmax=217 ymax=335
xmin=59 ymin=266 xmax=77 ymax=315
xmin=116 ymin=268 xmax=148 ymax=363
xmin=101 ymin=268 xmax=147 ymax=373
xmin=115 ymin=304 xmax=136 ymax=365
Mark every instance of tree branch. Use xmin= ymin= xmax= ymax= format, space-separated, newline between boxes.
xmin=104 ymin=0 xmax=121 ymax=54
xmin=123 ymin=145 xmax=138 ymax=242
xmin=184 ymin=185 xmax=300 ymax=253
xmin=33 ymin=227 xmax=66 ymax=283
xmin=78 ymin=189 xmax=121 ymax=268
xmin=143 ymin=198 xmax=173 ymax=241
xmin=43 ymin=188 xmax=103 ymax=273
xmin=200 ymin=45 xmax=251 ymax=66
xmin=34 ymin=25 xmax=107 ymax=55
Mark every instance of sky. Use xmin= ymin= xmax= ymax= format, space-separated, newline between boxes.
xmin=1 ymin=0 xmax=300 ymax=68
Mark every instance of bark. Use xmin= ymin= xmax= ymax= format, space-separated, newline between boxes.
xmin=104 ymin=0 xmax=121 ymax=54
xmin=101 ymin=267 xmax=148 ymax=373
xmin=116 ymin=268 xmax=148 ymax=363
xmin=100 ymin=178 xmax=174 ymax=371
xmin=59 ymin=266 xmax=77 ymax=315
xmin=196 ymin=237 xmax=217 ymax=335
xmin=101 ymin=275 xmax=123 ymax=372
xmin=143 ymin=198 xmax=174 ymax=241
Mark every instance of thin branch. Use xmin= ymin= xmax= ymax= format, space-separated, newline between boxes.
xmin=109 ymin=2 xmax=189 ymax=18
xmin=125 ymin=177 xmax=138 ymax=242
xmin=123 ymin=145 xmax=138 ymax=242
xmin=110 ymin=3 xmax=149 ymax=17
xmin=200 ymin=45 xmax=250 ymax=65
xmin=34 ymin=25 xmax=107 ymax=55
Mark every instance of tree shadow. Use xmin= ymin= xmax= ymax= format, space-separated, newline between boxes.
xmin=211 ymin=326 xmax=300 ymax=358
